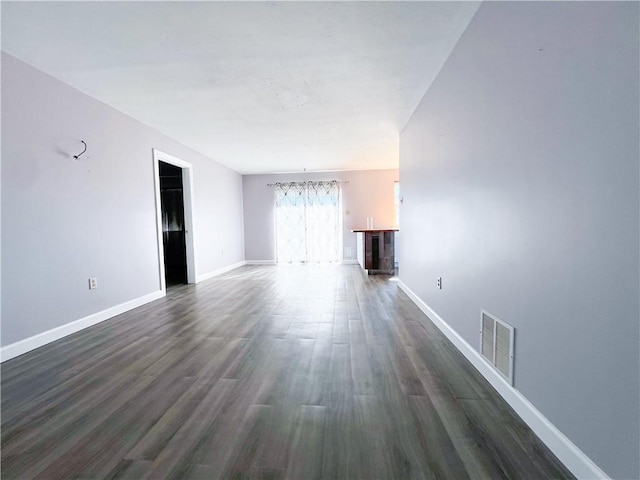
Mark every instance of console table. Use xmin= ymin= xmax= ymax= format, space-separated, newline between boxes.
xmin=351 ymin=229 xmax=398 ymax=275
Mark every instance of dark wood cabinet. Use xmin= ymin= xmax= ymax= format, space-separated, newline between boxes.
xmin=353 ymin=229 xmax=398 ymax=275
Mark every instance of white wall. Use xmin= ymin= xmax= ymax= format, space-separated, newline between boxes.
xmin=1 ymin=53 xmax=245 ymax=351
xmin=399 ymin=3 xmax=639 ymax=479
xmin=243 ymin=169 xmax=398 ymax=262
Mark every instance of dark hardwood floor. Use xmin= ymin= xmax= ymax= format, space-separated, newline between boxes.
xmin=1 ymin=265 xmax=573 ymax=479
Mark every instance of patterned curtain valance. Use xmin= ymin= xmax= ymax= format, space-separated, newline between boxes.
xmin=272 ymin=180 xmax=340 ymax=189
xmin=273 ymin=182 xmax=306 ymax=197
xmin=273 ymin=181 xmax=340 ymax=206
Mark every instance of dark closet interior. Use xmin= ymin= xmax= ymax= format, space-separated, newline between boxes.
xmin=159 ymin=161 xmax=187 ymax=285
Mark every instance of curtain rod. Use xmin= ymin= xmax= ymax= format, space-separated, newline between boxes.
xmin=266 ymin=180 xmax=349 ymax=187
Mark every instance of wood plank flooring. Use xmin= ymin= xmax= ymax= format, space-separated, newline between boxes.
xmin=1 ymin=265 xmax=574 ymax=479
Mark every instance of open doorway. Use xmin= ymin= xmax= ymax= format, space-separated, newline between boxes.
xmin=153 ymin=149 xmax=197 ymax=291
xmin=394 ymin=181 xmax=400 ymax=270
xmin=159 ymin=162 xmax=187 ymax=285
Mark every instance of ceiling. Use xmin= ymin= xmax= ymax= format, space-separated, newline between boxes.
xmin=2 ymin=1 xmax=480 ymax=174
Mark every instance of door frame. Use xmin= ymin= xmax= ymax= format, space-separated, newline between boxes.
xmin=153 ymin=148 xmax=197 ymax=291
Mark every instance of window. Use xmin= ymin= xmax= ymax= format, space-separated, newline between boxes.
xmin=274 ymin=181 xmax=342 ymax=264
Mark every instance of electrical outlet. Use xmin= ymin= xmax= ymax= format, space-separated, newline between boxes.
xmin=88 ymin=278 xmax=98 ymax=290
xmin=437 ymin=277 xmax=442 ymax=289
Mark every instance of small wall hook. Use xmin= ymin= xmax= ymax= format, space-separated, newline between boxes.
xmin=73 ymin=140 xmax=87 ymax=160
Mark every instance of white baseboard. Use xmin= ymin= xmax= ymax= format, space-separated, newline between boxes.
xmin=245 ymin=260 xmax=356 ymax=266
xmin=196 ymin=261 xmax=247 ymax=282
xmin=0 ymin=290 xmax=165 ymax=363
xmin=397 ymin=279 xmax=609 ymax=480
xmin=2 ymin=260 xmax=247 ymax=362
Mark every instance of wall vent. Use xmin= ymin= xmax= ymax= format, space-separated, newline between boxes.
xmin=480 ymin=310 xmax=515 ymax=385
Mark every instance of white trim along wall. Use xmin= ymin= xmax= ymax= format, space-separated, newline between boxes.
xmin=0 ymin=261 xmax=249 ymax=362
xmin=397 ymin=280 xmax=610 ymax=480
xmin=0 ymin=291 xmax=164 ymax=362
xmin=196 ymin=261 xmax=247 ymax=282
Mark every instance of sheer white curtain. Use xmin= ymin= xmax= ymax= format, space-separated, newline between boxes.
xmin=274 ymin=181 xmax=341 ymax=264
xmin=306 ymin=181 xmax=341 ymax=263
xmin=275 ymin=182 xmax=307 ymax=263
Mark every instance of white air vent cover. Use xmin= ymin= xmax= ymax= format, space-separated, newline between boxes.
xmin=480 ymin=310 xmax=515 ymax=385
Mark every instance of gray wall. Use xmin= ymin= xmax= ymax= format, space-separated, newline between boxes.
xmin=243 ymin=170 xmax=398 ymax=262
xmin=399 ymin=2 xmax=639 ymax=478
xmin=2 ymin=53 xmax=245 ymax=347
